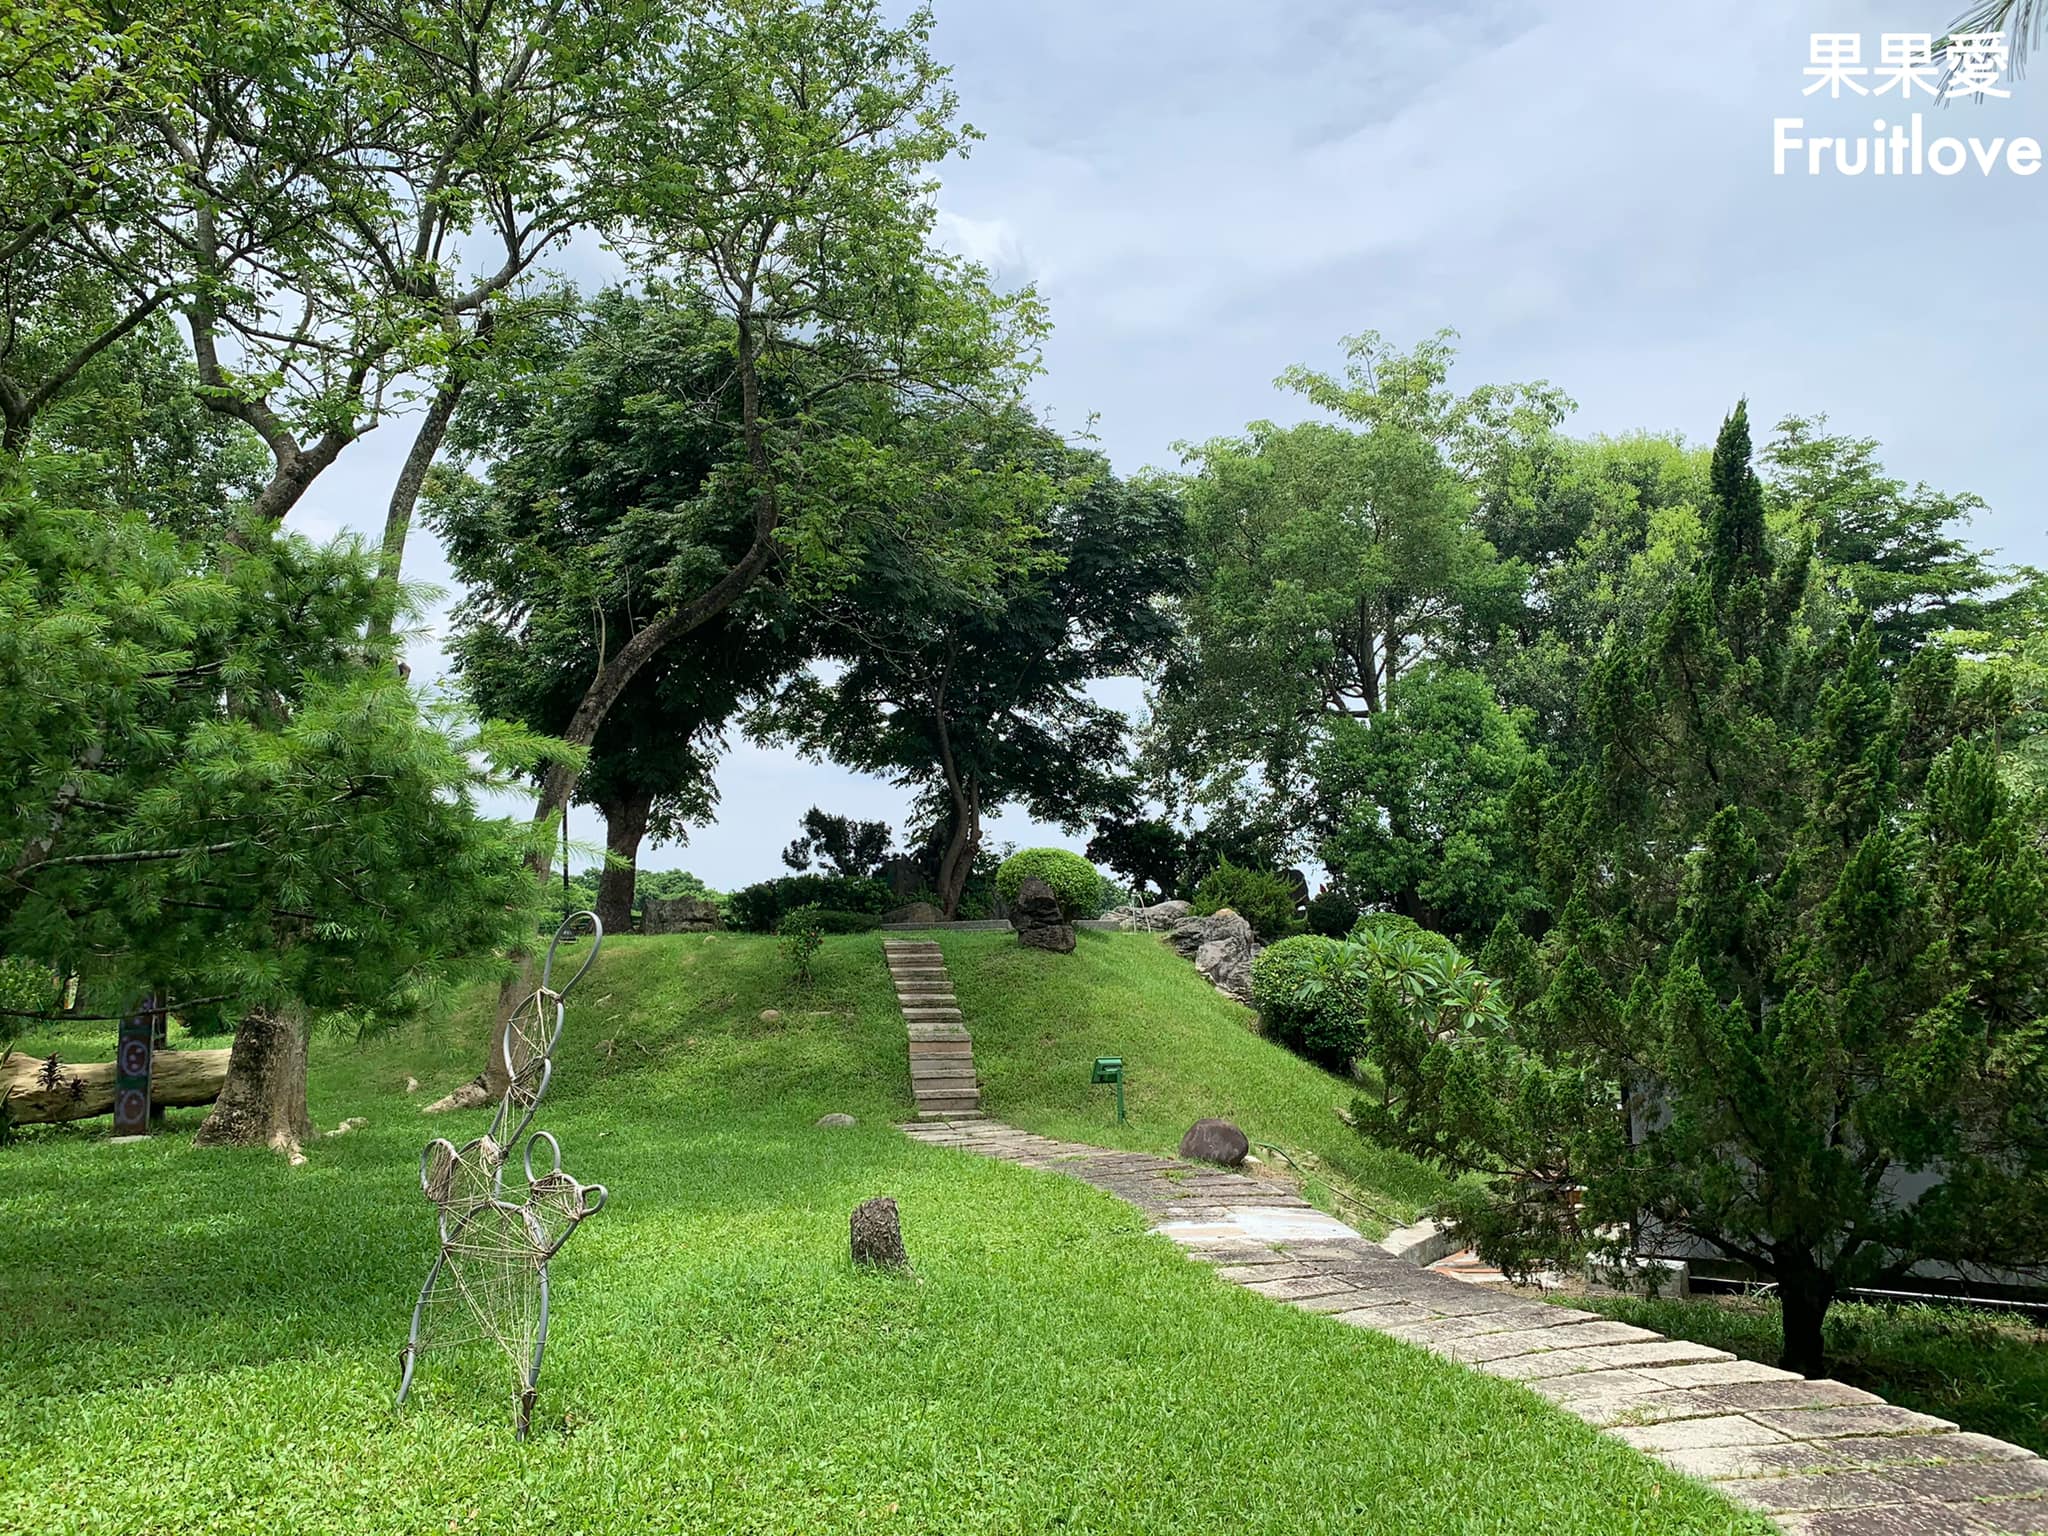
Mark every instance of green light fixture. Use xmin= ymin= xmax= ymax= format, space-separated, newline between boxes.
xmin=1090 ymin=1056 xmax=1125 ymax=1124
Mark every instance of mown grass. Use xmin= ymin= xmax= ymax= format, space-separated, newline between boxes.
xmin=1561 ymin=1289 xmax=2048 ymax=1457
xmin=0 ymin=933 xmax=1765 ymax=1534
xmin=938 ymin=929 xmax=1450 ymax=1232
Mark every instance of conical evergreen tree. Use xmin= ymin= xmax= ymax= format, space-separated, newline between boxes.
xmin=1352 ymin=398 xmax=2048 ymax=1377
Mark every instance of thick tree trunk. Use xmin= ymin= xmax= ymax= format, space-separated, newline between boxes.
xmin=596 ymin=790 xmax=652 ymax=935
xmin=193 ymin=1005 xmax=314 ymax=1160
xmin=1776 ymin=1262 xmax=1835 ymax=1378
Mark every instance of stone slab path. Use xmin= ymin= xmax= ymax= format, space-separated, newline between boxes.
xmin=884 ymin=940 xmax=983 ymax=1121
xmin=901 ymin=1117 xmax=2048 ymax=1536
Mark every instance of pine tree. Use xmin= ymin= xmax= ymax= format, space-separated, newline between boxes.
xmin=1356 ymin=403 xmax=2048 ymax=1375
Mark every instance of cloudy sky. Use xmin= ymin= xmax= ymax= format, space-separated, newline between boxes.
xmin=296 ymin=0 xmax=2048 ymax=891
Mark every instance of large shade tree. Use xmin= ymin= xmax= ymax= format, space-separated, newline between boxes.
xmin=1148 ymin=331 xmax=1563 ymax=838
xmin=430 ymin=0 xmax=1047 ymax=1102
xmin=767 ymin=442 xmax=1187 ymax=917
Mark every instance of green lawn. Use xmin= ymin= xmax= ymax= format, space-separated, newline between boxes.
xmin=0 ymin=934 xmax=1765 ymax=1534
xmin=940 ymin=928 xmax=1450 ymax=1232
xmin=1561 ymin=1289 xmax=2048 ymax=1458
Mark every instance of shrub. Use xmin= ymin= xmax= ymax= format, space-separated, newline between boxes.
xmin=730 ymin=874 xmax=891 ymax=932
xmin=0 ymin=956 xmax=55 ymax=1046
xmin=994 ymin=848 xmax=1103 ymax=920
xmin=1305 ymin=889 xmax=1360 ymax=937
xmin=801 ymin=907 xmax=880 ymax=934
xmin=1191 ymin=860 xmax=1301 ymax=942
xmin=777 ymin=906 xmax=826 ymax=985
xmin=1250 ymin=935 xmax=1371 ymax=1071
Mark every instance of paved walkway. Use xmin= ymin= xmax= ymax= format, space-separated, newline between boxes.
xmin=901 ymin=1117 xmax=2048 ymax=1536
xmin=883 ymin=940 xmax=983 ymax=1120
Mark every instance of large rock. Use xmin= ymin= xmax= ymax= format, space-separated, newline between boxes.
xmin=1169 ymin=908 xmax=1257 ymax=1002
xmin=641 ymin=895 xmax=720 ymax=934
xmin=1179 ymin=1118 xmax=1250 ymax=1167
xmin=851 ymin=1195 xmax=907 ymax=1268
xmin=1104 ymin=899 xmax=1191 ymax=932
xmin=1009 ymin=876 xmax=1075 ymax=954
xmin=883 ymin=901 xmax=944 ymax=926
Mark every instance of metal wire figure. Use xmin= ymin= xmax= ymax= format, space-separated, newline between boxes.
xmin=397 ymin=911 xmax=608 ymax=1437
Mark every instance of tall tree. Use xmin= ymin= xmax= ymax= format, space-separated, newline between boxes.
xmin=1355 ymin=403 xmax=2048 ymax=1376
xmin=1309 ymin=667 xmax=1543 ymax=942
xmin=434 ymin=0 xmax=1048 ymax=1102
xmin=1763 ymin=413 xmax=2026 ymax=657
xmin=0 ymin=486 xmax=544 ymax=1156
xmin=767 ymin=447 xmax=1185 ymax=917
xmin=1149 ymin=331 xmax=1563 ymax=837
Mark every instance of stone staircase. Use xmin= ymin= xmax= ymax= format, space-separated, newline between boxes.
xmin=884 ymin=939 xmax=983 ymax=1120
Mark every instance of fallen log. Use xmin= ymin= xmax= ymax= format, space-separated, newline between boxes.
xmin=0 ymin=1048 xmax=232 ymax=1125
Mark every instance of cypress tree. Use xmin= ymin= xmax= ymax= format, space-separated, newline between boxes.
xmin=1355 ymin=400 xmax=2048 ymax=1377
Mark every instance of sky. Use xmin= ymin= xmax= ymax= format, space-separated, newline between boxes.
xmin=292 ymin=0 xmax=2048 ymax=892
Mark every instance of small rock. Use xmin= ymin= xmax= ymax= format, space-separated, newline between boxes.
xmin=1009 ymin=876 xmax=1076 ymax=954
xmin=816 ymin=1113 xmax=857 ymax=1128
xmin=404 ymin=1076 xmax=419 ymax=1094
xmin=1179 ymin=1117 xmax=1250 ymax=1167
xmin=759 ymin=1009 xmax=781 ymax=1022
xmin=326 ymin=1115 xmax=369 ymax=1137
xmin=851 ymin=1195 xmax=907 ymax=1268
xmin=1104 ymin=899 xmax=1192 ymax=932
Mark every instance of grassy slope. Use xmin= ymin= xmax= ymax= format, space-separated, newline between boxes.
xmin=940 ymin=929 xmax=1449 ymax=1232
xmin=1561 ymin=1291 xmax=2048 ymax=1458
xmin=0 ymin=934 xmax=1763 ymax=1535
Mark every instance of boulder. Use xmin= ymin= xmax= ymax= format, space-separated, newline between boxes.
xmin=1009 ymin=876 xmax=1075 ymax=954
xmin=1169 ymin=908 xmax=1257 ymax=1002
xmin=1104 ymin=899 xmax=1191 ymax=932
xmin=883 ymin=901 xmax=944 ymax=926
xmin=1179 ymin=1117 xmax=1249 ymax=1167
xmin=850 ymin=1195 xmax=907 ymax=1268
xmin=815 ymin=1112 xmax=857 ymax=1129
xmin=641 ymin=894 xmax=720 ymax=934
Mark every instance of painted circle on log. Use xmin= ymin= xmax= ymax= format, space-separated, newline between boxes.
xmin=119 ymin=1039 xmax=149 ymax=1078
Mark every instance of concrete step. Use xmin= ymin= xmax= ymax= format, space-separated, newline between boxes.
xmin=915 ymin=1094 xmax=983 ymax=1113
xmin=911 ymin=1064 xmax=978 ymax=1084
xmin=907 ymin=1037 xmax=973 ymax=1055
xmin=915 ymin=1109 xmax=984 ymax=1121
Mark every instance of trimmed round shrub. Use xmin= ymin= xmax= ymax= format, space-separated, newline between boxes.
xmin=1350 ymin=910 xmax=1458 ymax=961
xmin=1192 ymin=860 xmax=1302 ymax=942
xmin=1249 ymin=934 xmax=1371 ymax=1071
xmin=994 ymin=848 xmax=1103 ymax=920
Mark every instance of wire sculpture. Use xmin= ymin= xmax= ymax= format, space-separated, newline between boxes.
xmin=398 ymin=911 xmax=608 ymax=1438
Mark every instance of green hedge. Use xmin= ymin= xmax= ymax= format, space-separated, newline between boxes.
xmin=1192 ymin=860 xmax=1301 ymax=942
xmin=730 ymin=875 xmax=891 ymax=933
xmin=994 ymin=848 xmax=1103 ymax=920
xmin=1250 ymin=935 xmax=1371 ymax=1071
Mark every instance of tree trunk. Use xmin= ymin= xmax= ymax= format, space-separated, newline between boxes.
xmin=934 ymin=796 xmax=981 ymax=919
xmin=596 ymin=789 xmax=652 ymax=935
xmin=193 ymin=1005 xmax=314 ymax=1160
xmin=1776 ymin=1261 xmax=1835 ymax=1378
xmin=366 ymin=365 xmax=468 ymax=641
xmin=1 ymin=1047 xmax=231 ymax=1124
